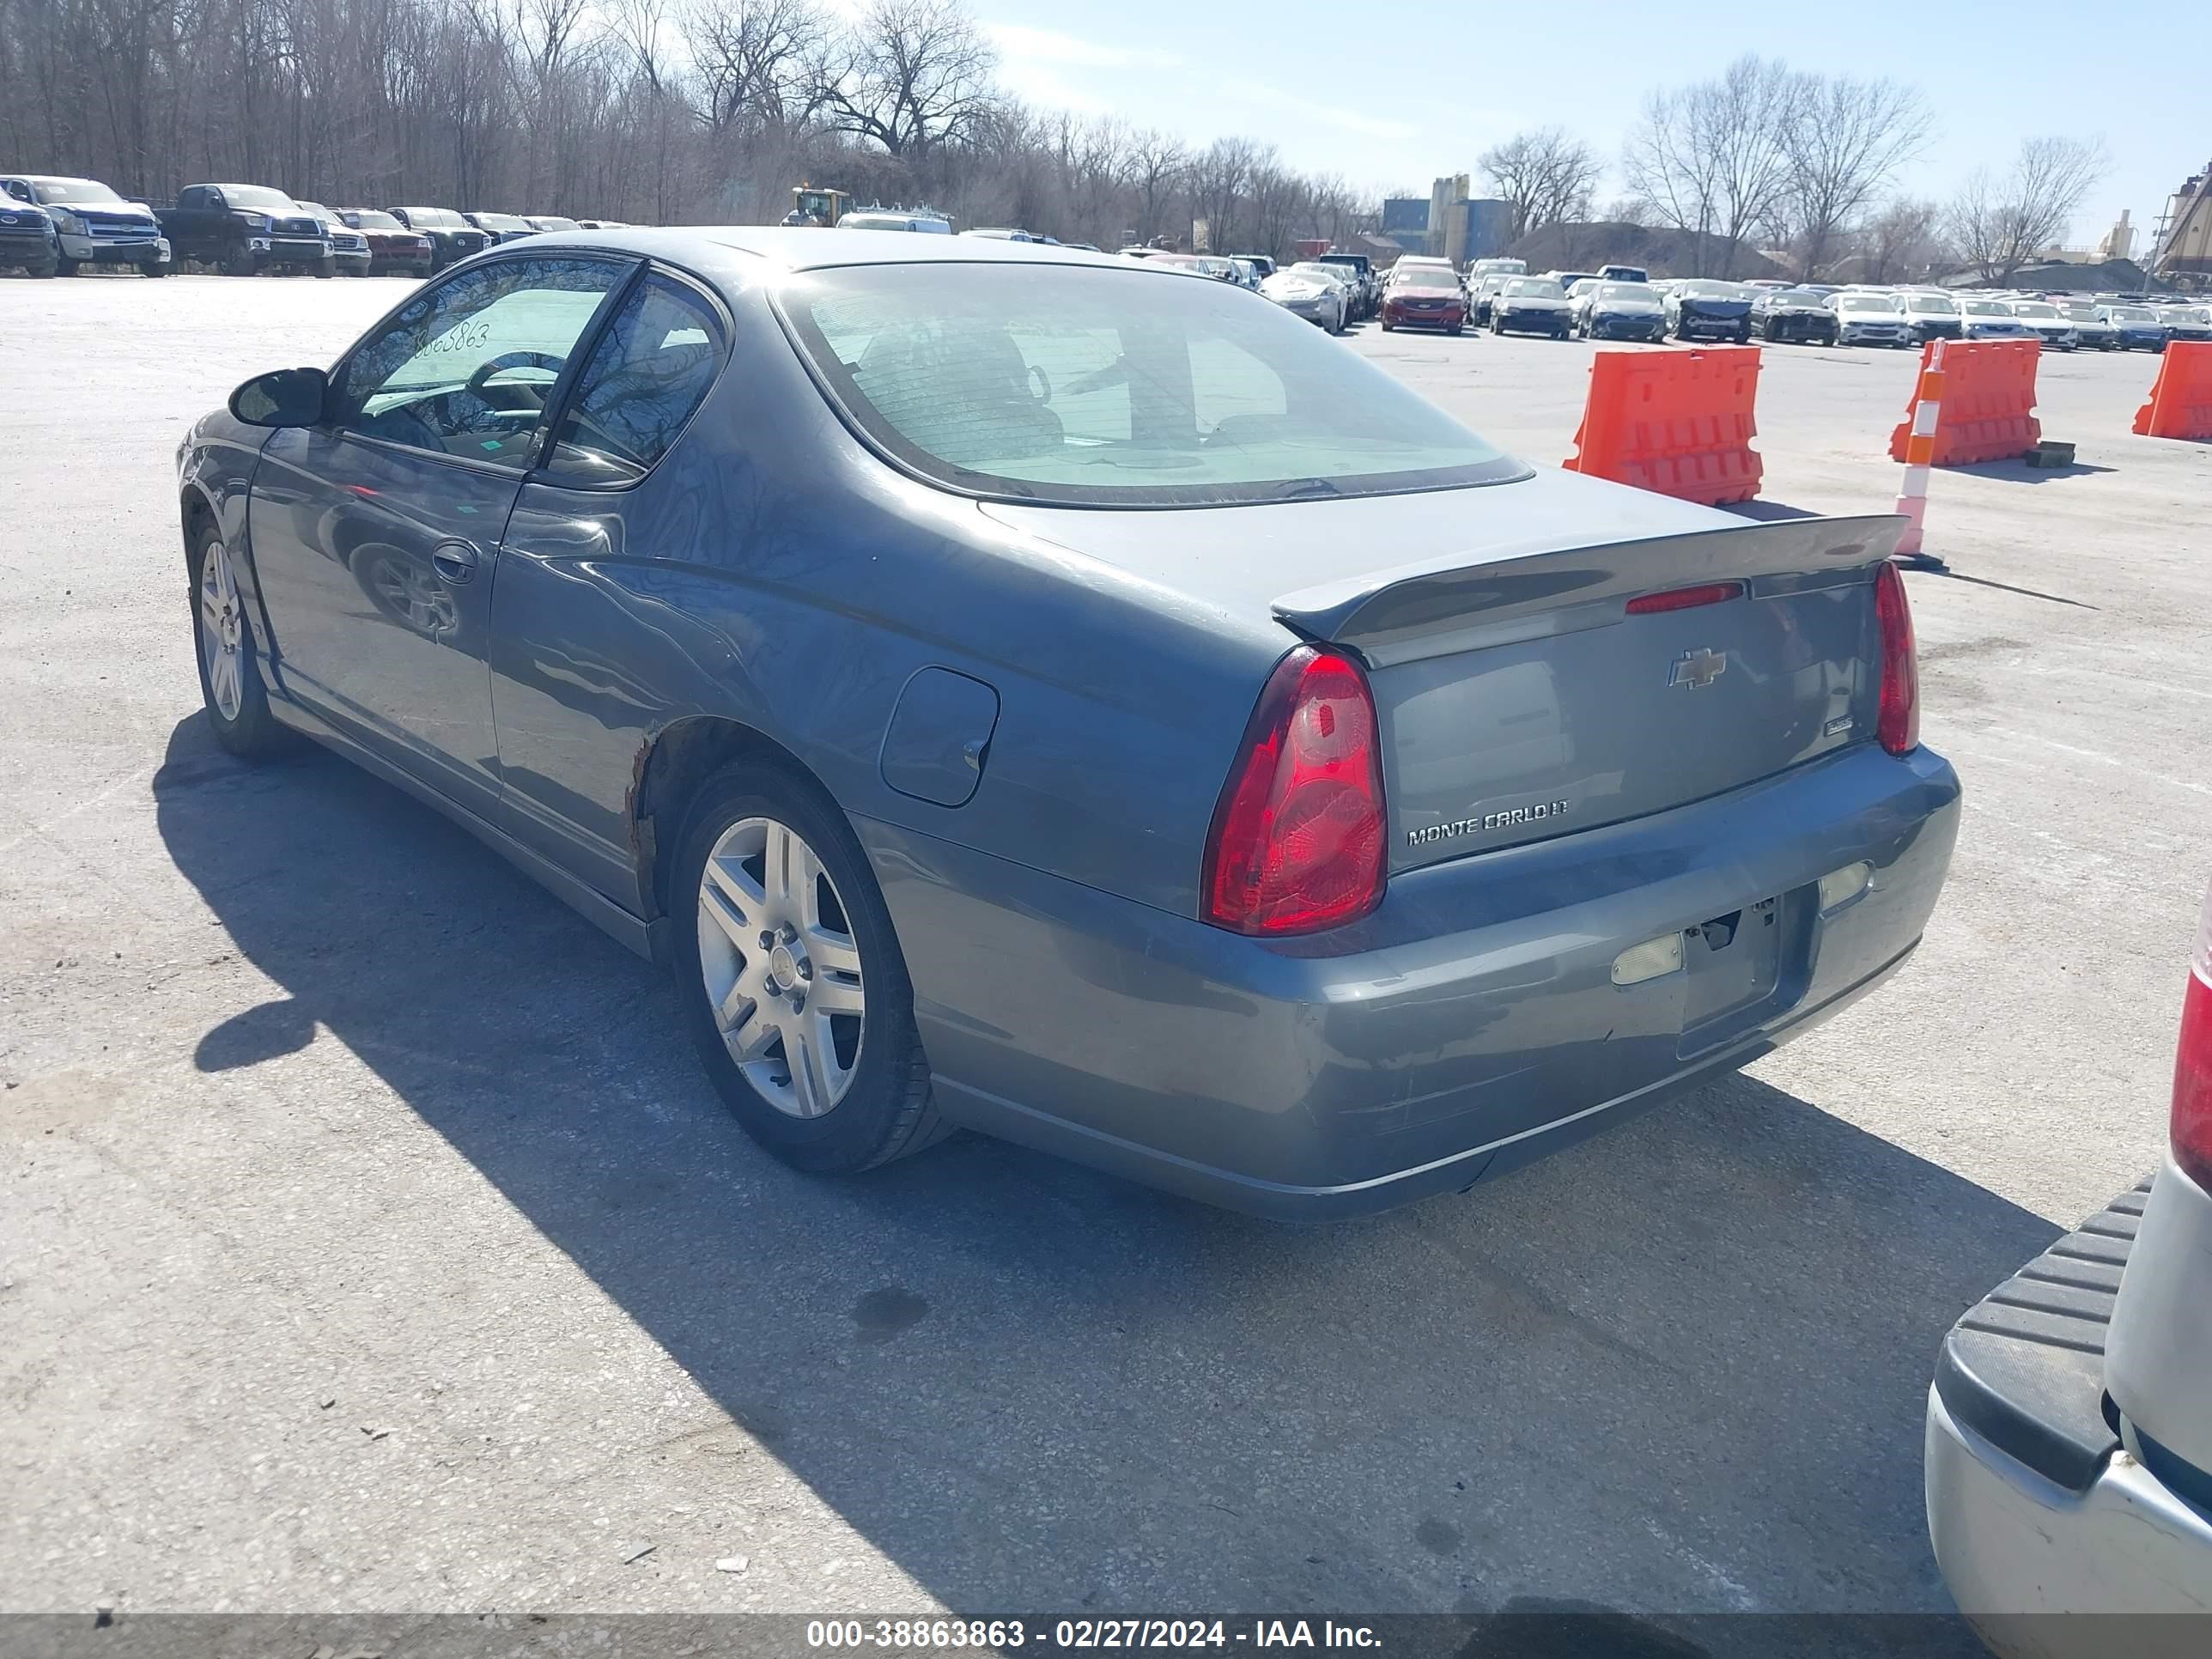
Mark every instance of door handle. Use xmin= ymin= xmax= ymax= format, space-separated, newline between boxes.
xmin=430 ymin=539 xmax=481 ymax=585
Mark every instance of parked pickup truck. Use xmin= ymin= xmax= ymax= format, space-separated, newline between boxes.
xmin=0 ymin=175 xmax=170 ymax=274
xmin=156 ymin=183 xmax=331 ymax=276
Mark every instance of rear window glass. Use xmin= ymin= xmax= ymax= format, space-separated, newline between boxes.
xmin=780 ymin=263 xmax=1524 ymax=506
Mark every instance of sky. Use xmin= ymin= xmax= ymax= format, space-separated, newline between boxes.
xmin=977 ymin=2 xmax=2209 ymax=253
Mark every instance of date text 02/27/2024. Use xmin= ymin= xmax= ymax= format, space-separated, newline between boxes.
xmin=803 ymin=1619 xmax=1383 ymax=1650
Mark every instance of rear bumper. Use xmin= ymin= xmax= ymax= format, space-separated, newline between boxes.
xmin=1925 ymin=1175 xmax=2212 ymax=1645
xmin=864 ymin=741 xmax=1960 ymax=1218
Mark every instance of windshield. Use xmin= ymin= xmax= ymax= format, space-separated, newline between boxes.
xmin=400 ymin=208 xmax=464 ymax=228
xmin=1836 ymin=295 xmax=1899 ymax=311
xmin=471 ymin=213 xmax=530 ymax=230
xmin=294 ymin=202 xmax=335 ymax=219
xmin=2013 ymin=302 xmax=2061 ymax=319
xmin=781 ymin=263 xmax=1523 ymax=507
xmin=1776 ymin=289 xmax=1827 ymax=306
xmin=1905 ymin=295 xmax=1957 ymax=313
xmin=30 ymin=178 xmax=125 ymax=204
xmin=2106 ymin=306 xmax=2154 ymax=321
xmin=531 ymin=216 xmax=580 ymax=231
xmin=221 ymin=185 xmax=298 ymax=211
xmin=1395 ymin=268 xmax=1460 ymax=289
xmin=1963 ymin=301 xmax=2009 ymax=316
xmin=2166 ymin=307 xmax=2210 ymax=323
xmin=1504 ymin=279 xmax=1564 ymax=299
xmin=1287 ymin=263 xmax=1347 ymax=285
xmin=348 ymin=210 xmax=402 ymax=229
xmin=1596 ymin=283 xmax=1657 ymax=302
xmin=2061 ymin=304 xmax=2101 ymax=321
xmin=1680 ymin=281 xmax=1739 ymax=298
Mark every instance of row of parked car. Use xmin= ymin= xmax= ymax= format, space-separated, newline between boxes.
xmin=0 ymin=173 xmax=633 ymax=278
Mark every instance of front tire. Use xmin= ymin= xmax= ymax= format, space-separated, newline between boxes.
xmin=313 ymin=256 xmax=336 ymax=279
xmin=190 ymin=521 xmax=290 ymax=760
xmin=142 ymin=257 xmax=168 ymax=277
xmin=224 ymin=246 xmax=257 ymax=277
xmin=673 ymin=763 xmax=946 ymax=1175
xmin=55 ymin=255 xmax=80 ymax=276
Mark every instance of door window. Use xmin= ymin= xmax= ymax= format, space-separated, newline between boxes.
xmin=335 ymin=256 xmax=631 ymax=466
xmin=541 ymin=273 xmax=726 ymax=484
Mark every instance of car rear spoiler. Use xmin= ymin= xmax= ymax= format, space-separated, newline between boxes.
xmin=1271 ymin=514 xmax=1906 ymax=665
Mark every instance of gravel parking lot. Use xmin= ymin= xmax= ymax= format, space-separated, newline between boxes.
xmin=3 ymin=276 xmax=2206 ymax=1635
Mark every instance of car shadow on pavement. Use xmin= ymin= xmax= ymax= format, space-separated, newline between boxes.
xmin=156 ymin=715 xmax=2048 ymax=1642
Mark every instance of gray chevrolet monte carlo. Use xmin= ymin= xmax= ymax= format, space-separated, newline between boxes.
xmin=178 ymin=228 xmax=1961 ymax=1218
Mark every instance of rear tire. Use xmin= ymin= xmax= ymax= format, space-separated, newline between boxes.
xmin=190 ymin=520 xmax=291 ymax=761
xmin=672 ymin=760 xmax=948 ymax=1176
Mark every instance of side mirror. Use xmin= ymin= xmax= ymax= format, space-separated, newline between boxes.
xmin=229 ymin=367 xmax=329 ymax=428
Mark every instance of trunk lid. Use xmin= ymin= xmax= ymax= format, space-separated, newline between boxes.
xmin=1278 ymin=513 xmax=1905 ymax=869
xmin=979 ymin=471 xmax=1904 ymax=873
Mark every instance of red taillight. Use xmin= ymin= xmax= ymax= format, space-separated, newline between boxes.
xmin=1626 ymin=581 xmax=1745 ymax=615
xmin=1203 ymin=647 xmax=1387 ymax=935
xmin=1875 ymin=561 xmax=1919 ymax=754
xmin=2172 ymin=886 xmax=2212 ymax=1190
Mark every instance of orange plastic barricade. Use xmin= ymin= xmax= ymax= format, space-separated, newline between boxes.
xmin=1887 ymin=338 xmax=2040 ymax=465
xmin=2132 ymin=341 xmax=2212 ymax=440
xmin=1562 ymin=345 xmax=1762 ymax=507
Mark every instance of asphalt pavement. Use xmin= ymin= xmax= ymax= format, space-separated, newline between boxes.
xmin=2 ymin=276 xmax=2206 ymax=1636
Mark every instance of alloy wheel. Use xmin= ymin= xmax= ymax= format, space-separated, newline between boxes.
xmin=696 ymin=816 xmax=866 ymax=1118
xmin=198 ymin=537 xmax=246 ymax=721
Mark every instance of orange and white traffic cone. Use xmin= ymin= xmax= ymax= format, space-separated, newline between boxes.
xmin=1892 ymin=340 xmax=1948 ymax=571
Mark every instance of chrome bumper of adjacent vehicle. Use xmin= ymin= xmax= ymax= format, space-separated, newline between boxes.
xmin=1925 ymin=1172 xmax=2212 ymax=1648
xmin=1927 ymin=1392 xmax=2212 ymax=1644
xmin=863 ymin=741 xmax=1960 ymax=1218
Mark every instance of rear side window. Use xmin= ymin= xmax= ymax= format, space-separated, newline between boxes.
xmin=781 ymin=262 xmax=1523 ymax=506
xmin=543 ymin=274 xmax=726 ymax=485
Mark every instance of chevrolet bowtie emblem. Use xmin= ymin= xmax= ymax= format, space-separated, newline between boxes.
xmin=1669 ymin=647 xmax=1727 ymax=690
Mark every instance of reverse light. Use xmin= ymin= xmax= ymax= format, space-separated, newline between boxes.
xmin=1874 ymin=561 xmax=1920 ymax=754
xmin=1818 ymin=861 xmax=1873 ymax=911
xmin=1203 ymin=647 xmax=1386 ymax=936
xmin=2172 ymin=884 xmax=2212 ymax=1192
xmin=1611 ymin=933 xmax=1684 ymax=987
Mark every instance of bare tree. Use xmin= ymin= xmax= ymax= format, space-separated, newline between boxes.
xmin=1626 ymin=54 xmax=1798 ymax=276
xmin=1778 ymin=75 xmax=1933 ymax=278
xmin=1188 ymin=135 xmax=1259 ymax=253
xmin=1947 ymin=136 xmax=2108 ymax=283
xmin=1127 ymin=127 xmax=1188 ymax=246
xmin=1857 ymin=197 xmax=1947 ymax=283
xmin=812 ymin=0 xmax=996 ymax=161
xmin=1480 ymin=125 xmax=1600 ymax=241
xmin=686 ymin=0 xmax=826 ymax=135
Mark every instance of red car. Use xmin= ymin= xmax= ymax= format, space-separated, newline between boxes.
xmin=338 ymin=210 xmax=434 ymax=277
xmin=1380 ymin=270 xmax=1467 ymax=334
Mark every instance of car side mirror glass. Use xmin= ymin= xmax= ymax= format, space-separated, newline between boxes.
xmin=229 ymin=367 xmax=329 ymax=428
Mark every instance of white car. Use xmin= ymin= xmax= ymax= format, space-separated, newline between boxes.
xmin=1828 ymin=291 xmax=1911 ymax=348
xmin=2004 ymin=300 xmax=2081 ymax=351
xmin=1261 ymin=265 xmax=1346 ymax=333
xmin=2057 ymin=301 xmax=2118 ymax=350
xmin=1927 ymin=880 xmax=2212 ymax=1650
xmin=1899 ymin=290 xmax=1964 ymax=345
xmin=1958 ymin=296 xmax=2036 ymax=341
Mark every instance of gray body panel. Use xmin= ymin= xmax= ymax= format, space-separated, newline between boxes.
xmin=177 ymin=227 xmax=1961 ymax=1215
